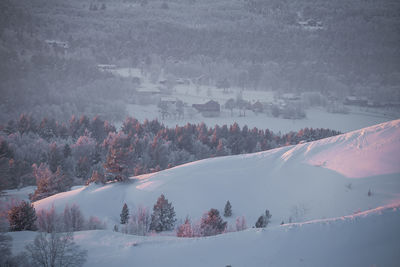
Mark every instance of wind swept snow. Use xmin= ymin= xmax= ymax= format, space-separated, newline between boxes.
xmin=34 ymin=119 xmax=400 ymax=226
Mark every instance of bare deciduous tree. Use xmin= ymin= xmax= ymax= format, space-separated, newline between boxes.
xmin=25 ymin=231 xmax=87 ymax=267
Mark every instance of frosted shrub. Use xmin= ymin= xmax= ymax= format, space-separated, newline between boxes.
xmin=122 ymin=206 xmax=151 ymax=236
xmin=235 ymin=216 xmax=247 ymax=231
xmin=177 ymin=217 xmax=194 ymax=238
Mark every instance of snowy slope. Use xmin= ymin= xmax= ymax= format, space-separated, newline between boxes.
xmin=34 ymin=119 xmax=400 ymax=227
xmin=9 ymin=203 xmax=400 ymax=267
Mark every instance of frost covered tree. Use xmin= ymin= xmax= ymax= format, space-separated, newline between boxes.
xmin=150 ymin=194 xmax=176 ymax=232
xmin=224 ymin=200 xmax=232 ymax=217
xmin=26 ymin=232 xmax=87 ymax=267
xmin=200 ymin=209 xmax=227 ymax=236
xmin=36 ymin=205 xmax=61 ymax=233
xmin=103 ymin=132 xmax=133 ymax=182
xmin=177 ymin=217 xmax=194 ymax=237
xmin=122 ymin=206 xmax=151 ymax=236
xmin=255 ymin=209 xmax=272 ymax=228
xmin=85 ymin=170 xmax=106 ymax=185
xmin=63 ymin=204 xmax=84 ymax=232
xmin=31 ymin=163 xmax=72 ymax=201
xmin=120 ymin=203 xmax=129 ymax=224
xmin=235 ymin=216 xmax=247 ymax=231
xmin=8 ymin=201 xmax=37 ymax=231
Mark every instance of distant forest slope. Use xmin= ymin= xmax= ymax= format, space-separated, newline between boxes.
xmin=1 ymin=0 xmax=399 ymax=122
xmin=0 ymin=114 xmax=340 ymax=195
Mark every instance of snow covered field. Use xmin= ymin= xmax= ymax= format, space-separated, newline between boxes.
xmin=127 ymin=103 xmax=396 ymax=133
xmin=112 ymin=67 xmax=399 ymax=133
xmin=6 ymin=119 xmax=400 ymax=266
xmin=9 ymin=203 xmax=400 ymax=267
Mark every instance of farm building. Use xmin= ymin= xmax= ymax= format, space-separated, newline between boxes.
xmin=192 ymin=100 xmax=220 ymax=117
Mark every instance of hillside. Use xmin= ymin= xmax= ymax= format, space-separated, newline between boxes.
xmin=9 ymin=202 xmax=400 ymax=266
xmin=34 ymin=119 xmax=400 ymax=226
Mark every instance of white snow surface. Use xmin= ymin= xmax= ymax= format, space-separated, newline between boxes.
xmin=8 ymin=119 xmax=400 ymax=266
xmin=9 ymin=203 xmax=400 ymax=267
xmin=34 ymin=119 xmax=400 ymax=226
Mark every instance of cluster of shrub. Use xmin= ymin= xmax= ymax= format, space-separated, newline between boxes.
xmin=2 ymin=201 xmax=92 ymax=267
xmin=0 ymin=114 xmax=341 ymax=199
xmin=118 ymin=196 xmax=272 ymax=238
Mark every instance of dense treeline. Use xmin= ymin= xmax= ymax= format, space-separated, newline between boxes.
xmin=0 ymin=114 xmax=340 ymax=195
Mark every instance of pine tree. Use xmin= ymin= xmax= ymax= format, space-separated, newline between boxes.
xmin=255 ymin=215 xmax=267 ymax=228
xmin=150 ymin=194 xmax=176 ymax=232
xmin=200 ymin=209 xmax=227 ymax=236
xmin=224 ymin=200 xmax=232 ymax=217
xmin=63 ymin=144 xmax=72 ymax=158
xmin=8 ymin=201 xmax=37 ymax=231
xmin=120 ymin=203 xmax=129 ymax=224
xmin=255 ymin=209 xmax=272 ymax=228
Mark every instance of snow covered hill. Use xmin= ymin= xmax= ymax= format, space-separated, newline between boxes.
xmin=10 ymin=203 xmax=400 ymax=267
xmin=34 ymin=119 xmax=400 ymax=227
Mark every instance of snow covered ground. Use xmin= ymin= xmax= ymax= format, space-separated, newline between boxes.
xmin=108 ymin=67 xmax=400 ymax=133
xmin=126 ymin=103 xmax=396 ymax=133
xmin=6 ymin=119 xmax=400 ymax=266
xmin=34 ymin=119 xmax=400 ymax=226
xmin=9 ymin=203 xmax=400 ymax=267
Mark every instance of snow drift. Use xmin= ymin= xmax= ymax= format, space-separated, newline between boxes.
xmin=34 ymin=119 xmax=400 ymax=226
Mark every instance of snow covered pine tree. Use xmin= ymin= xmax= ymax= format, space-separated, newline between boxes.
xmin=150 ymin=194 xmax=176 ymax=232
xmin=224 ymin=200 xmax=232 ymax=217
xmin=120 ymin=203 xmax=129 ymax=224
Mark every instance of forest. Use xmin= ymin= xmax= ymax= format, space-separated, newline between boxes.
xmin=0 ymin=114 xmax=340 ymax=199
xmin=1 ymin=0 xmax=399 ymax=123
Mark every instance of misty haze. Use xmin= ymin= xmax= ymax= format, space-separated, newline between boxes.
xmin=1 ymin=0 xmax=399 ymax=266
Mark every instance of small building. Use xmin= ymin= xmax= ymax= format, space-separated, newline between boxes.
xmin=45 ymin=40 xmax=69 ymax=49
xmin=97 ymin=64 xmax=117 ymax=71
xmin=298 ymin=19 xmax=323 ymax=30
xmin=281 ymin=93 xmax=301 ymax=101
xmin=251 ymin=101 xmax=264 ymax=113
xmin=136 ymin=86 xmax=161 ymax=96
xmin=160 ymin=97 xmax=178 ymax=106
xmin=344 ymin=96 xmax=368 ymax=106
xmin=192 ymin=100 xmax=220 ymax=117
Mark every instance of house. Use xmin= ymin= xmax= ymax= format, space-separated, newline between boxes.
xmin=251 ymin=101 xmax=264 ymax=113
xmin=281 ymin=93 xmax=301 ymax=101
xmin=45 ymin=40 xmax=69 ymax=49
xmin=136 ymin=86 xmax=161 ymax=96
xmin=97 ymin=64 xmax=117 ymax=71
xmin=192 ymin=100 xmax=220 ymax=117
xmin=298 ymin=19 xmax=323 ymax=30
xmin=344 ymin=96 xmax=368 ymax=106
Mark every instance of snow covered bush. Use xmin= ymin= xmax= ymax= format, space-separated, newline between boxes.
xmin=86 ymin=216 xmax=106 ymax=230
xmin=36 ymin=205 xmax=62 ymax=233
xmin=177 ymin=217 xmax=194 ymax=238
xmin=289 ymin=204 xmax=308 ymax=223
xmin=122 ymin=206 xmax=151 ymax=236
xmin=200 ymin=209 xmax=227 ymax=236
xmin=8 ymin=201 xmax=37 ymax=231
xmin=63 ymin=204 xmax=84 ymax=232
xmin=235 ymin=216 xmax=247 ymax=231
